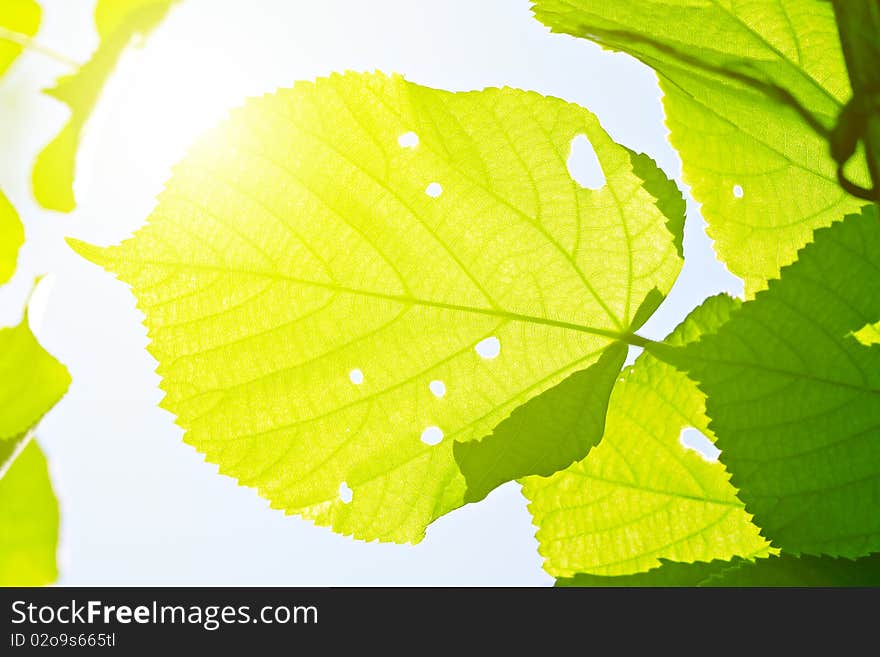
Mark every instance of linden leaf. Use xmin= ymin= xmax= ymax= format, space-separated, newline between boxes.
xmin=72 ymin=72 xmax=684 ymax=542
xmin=0 ymin=314 xmax=71 ymax=442
xmin=531 ymin=0 xmax=869 ymax=294
xmin=0 ymin=439 xmax=59 ymax=586
xmin=557 ymin=554 xmax=880 ymax=587
xmin=670 ymin=206 xmax=880 ymax=557
xmin=524 ymin=295 xmax=770 ymax=578
xmin=0 ymin=0 xmax=40 ymax=78
xmin=32 ymin=0 xmax=178 ymax=212
xmin=0 ymin=189 xmax=24 ymax=285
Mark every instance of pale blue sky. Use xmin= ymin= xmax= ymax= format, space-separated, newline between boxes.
xmin=0 ymin=0 xmax=739 ymax=585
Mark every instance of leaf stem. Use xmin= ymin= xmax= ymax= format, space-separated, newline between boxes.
xmin=620 ymin=332 xmax=657 ymax=349
xmin=0 ymin=25 xmax=80 ymax=69
xmin=832 ymin=0 xmax=880 ymax=201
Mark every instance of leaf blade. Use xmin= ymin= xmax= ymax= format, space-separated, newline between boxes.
xmin=0 ymin=189 xmax=24 ymax=285
xmin=676 ymin=206 xmax=880 ymax=557
xmin=0 ymin=315 xmax=71 ymax=443
xmin=0 ymin=439 xmax=59 ymax=587
xmin=531 ymin=0 xmax=869 ymax=294
xmin=0 ymin=0 xmax=40 ymax=78
xmin=72 ymin=72 xmax=684 ymax=542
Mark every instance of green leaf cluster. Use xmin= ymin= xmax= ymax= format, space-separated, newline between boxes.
xmin=68 ymin=0 xmax=880 ymax=586
xmin=4 ymin=0 xmax=879 ymax=586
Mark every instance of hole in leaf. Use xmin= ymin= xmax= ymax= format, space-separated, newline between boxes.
xmin=475 ymin=336 xmax=501 ymax=359
xmin=348 ymin=368 xmax=364 ymax=385
xmin=679 ymin=428 xmax=720 ymax=462
xmin=733 ymin=184 xmax=744 ymax=198
xmin=398 ymin=131 xmax=419 ymax=148
xmin=420 ymin=426 xmax=444 ymax=445
xmin=567 ymin=134 xmax=605 ymax=190
xmin=429 ymin=380 xmax=446 ymax=398
xmin=338 ymin=481 xmax=353 ymax=503
xmin=425 ymin=182 xmax=443 ymax=198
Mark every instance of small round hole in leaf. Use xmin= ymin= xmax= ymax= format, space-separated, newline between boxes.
xmin=425 ymin=182 xmax=443 ymax=198
xmin=398 ymin=132 xmax=419 ymax=148
xmin=420 ymin=426 xmax=444 ymax=445
xmin=429 ymin=380 xmax=446 ymax=398
xmin=338 ymin=481 xmax=353 ymax=503
xmin=475 ymin=336 xmax=501 ymax=359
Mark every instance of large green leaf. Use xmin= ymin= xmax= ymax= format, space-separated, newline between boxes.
xmin=0 ymin=189 xmax=24 ymax=285
xmin=524 ymin=295 xmax=769 ymax=578
xmin=0 ymin=0 xmax=40 ymax=78
xmin=531 ymin=0 xmax=869 ymax=294
xmin=32 ymin=0 xmax=178 ymax=212
xmin=557 ymin=554 xmax=880 ymax=587
xmin=0 ymin=314 xmax=71 ymax=442
xmin=0 ymin=439 xmax=59 ymax=586
xmin=668 ymin=206 xmax=880 ymax=557
xmin=72 ymin=72 xmax=684 ymax=542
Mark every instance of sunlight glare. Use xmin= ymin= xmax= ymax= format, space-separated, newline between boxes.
xmin=79 ymin=25 xmax=259 ymax=208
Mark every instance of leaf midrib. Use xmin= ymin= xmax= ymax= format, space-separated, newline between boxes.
xmin=107 ymin=256 xmax=633 ymax=342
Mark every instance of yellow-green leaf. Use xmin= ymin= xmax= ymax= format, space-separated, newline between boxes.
xmin=32 ymin=0 xmax=178 ymax=212
xmin=72 ymin=72 xmax=684 ymax=542
xmin=531 ymin=0 xmax=869 ymax=295
xmin=0 ymin=439 xmax=59 ymax=586
xmin=0 ymin=0 xmax=40 ymax=78
xmin=0 ymin=189 xmax=24 ymax=286
xmin=0 ymin=314 xmax=71 ymax=442
xmin=524 ymin=295 xmax=770 ymax=578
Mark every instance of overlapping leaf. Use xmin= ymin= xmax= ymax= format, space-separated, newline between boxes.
xmin=453 ymin=341 xmax=626 ymax=504
xmin=0 ymin=439 xmax=59 ymax=586
xmin=531 ymin=0 xmax=869 ymax=294
xmin=524 ymin=295 xmax=770 ymax=578
xmin=0 ymin=0 xmax=40 ymax=77
xmin=33 ymin=0 xmax=178 ymax=212
xmin=73 ymin=72 xmax=685 ymax=542
xmin=0 ymin=313 xmax=71 ymax=442
xmin=667 ymin=206 xmax=880 ymax=557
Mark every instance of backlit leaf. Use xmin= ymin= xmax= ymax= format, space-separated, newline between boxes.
xmin=0 ymin=0 xmax=40 ymax=78
xmin=0 ymin=314 xmax=71 ymax=443
xmin=0 ymin=189 xmax=24 ymax=285
xmin=0 ymin=439 xmax=59 ymax=586
xmin=531 ymin=0 xmax=869 ymax=294
xmin=72 ymin=72 xmax=684 ymax=542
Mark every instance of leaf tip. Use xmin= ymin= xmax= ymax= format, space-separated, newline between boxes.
xmin=65 ymin=237 xmax=112 ymax=270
